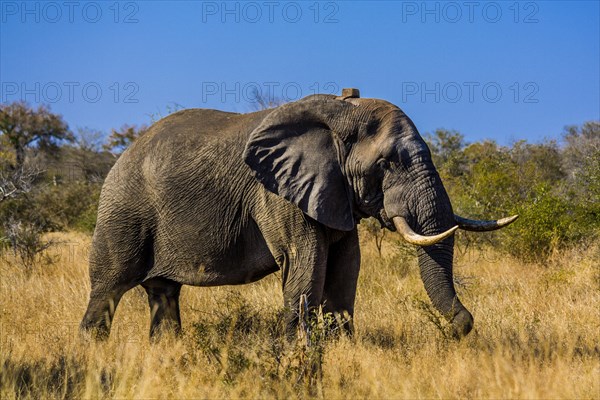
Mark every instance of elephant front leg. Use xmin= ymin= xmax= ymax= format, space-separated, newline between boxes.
xmin=322 ymin=229 xmax=360 ymax=336
xmin=279 ymin=241 xmax=329 ymax=339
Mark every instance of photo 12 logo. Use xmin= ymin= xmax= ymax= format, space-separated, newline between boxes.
xmin=1 ymin=82 xmax=140 ymax=104
xmin=400 ymin=1 xmax=539 ymax=23
xmin=1 ymin=1 xmax=140 ymax=23
xmin=201 ymin=1 xmax=339 ymax=23
xmin=400 ymin=81 xmax=540 ymax=104
xmin=201 ymin=81 xmax=340 ymax=104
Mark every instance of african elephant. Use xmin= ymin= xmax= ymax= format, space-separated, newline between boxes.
xmin=80 ymin=88 xmax=516 ymax=340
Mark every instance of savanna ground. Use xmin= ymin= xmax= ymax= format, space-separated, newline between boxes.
xmin=1 ymin=229 xmax=599 ymax=399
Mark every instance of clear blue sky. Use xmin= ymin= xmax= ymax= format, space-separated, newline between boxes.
xmin=1 ymin=1 xmax=598 ymax=145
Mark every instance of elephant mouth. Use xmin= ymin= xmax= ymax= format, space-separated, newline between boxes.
xmin=378 ymin=209 xmax=396 ymax=231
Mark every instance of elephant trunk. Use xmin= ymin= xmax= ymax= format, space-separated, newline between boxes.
xmin=417 ymin=240 xmax=473 ymax=337
xmin=385 ymin=165 xmax=474 ymax=337
xmin=413 ymin=172 xmax=473 ymax=338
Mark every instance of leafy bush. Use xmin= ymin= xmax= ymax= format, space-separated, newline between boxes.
xmin=0 ymin=182 xmax=102 ymax=234
xmin=35 ymin=182 xmax=102 ymax=232
xmin=1 ymin=218 xmax=58 ymax=271
xmin=507 ymin=184 xmax=576 ymax=261
xmin=73 ymin=197 xmax=100 ymax=233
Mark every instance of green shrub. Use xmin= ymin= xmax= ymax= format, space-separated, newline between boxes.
xmin=73 ymin=200 xmax=99 ymax=233
xmin=0 ymin=181 xmax=102 ymax=234
xmin=505 ymin=184 xmax=574 ymax=261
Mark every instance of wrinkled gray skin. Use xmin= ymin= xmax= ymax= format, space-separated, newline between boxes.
xmin=81 ymin=94 xmax=473 ymax=340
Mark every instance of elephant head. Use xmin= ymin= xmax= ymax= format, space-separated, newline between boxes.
xmin=244 ymin=89 xmax=517 ymax=337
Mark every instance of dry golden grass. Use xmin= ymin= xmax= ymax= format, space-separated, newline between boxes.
xmin=1 ymin=230 xmax=599 ymax=399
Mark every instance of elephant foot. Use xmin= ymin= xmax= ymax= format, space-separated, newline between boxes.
xmin=79 ymin=320 xmax=111 ymax=341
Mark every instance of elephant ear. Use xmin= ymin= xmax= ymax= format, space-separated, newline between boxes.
xmin=243 ymin=99 xmax=355 ymax=231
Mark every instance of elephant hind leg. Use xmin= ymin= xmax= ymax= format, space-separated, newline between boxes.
xmin=80 ymin=288 xmax=126 ymax=340
xmin=142 ymin=278 xmax=182 ymax=340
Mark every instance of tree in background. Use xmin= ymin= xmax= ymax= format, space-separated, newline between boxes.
xmin=103 ymin=124 xmax=148 ymax=155
xmin=562 ymin=121 xmax=600 ymax=174
xmin=0 ymin=101 xmax=74 ymax=269
xmin=0 ymin=102 xmax=73 ymax=170
xmin=426 ymin=129 xmax=466 ymax=167
xmin=71 ymin=127 xmax=114 ymax=183
xmin=561 ymin=121 xmax=600 ymax=236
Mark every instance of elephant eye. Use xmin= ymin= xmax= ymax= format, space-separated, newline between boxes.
xmin=377 ymin=158 xmax=390 ymax=170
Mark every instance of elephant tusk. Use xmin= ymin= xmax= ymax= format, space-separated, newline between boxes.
xmin=454 ymin=214 xmax=519 ymax=232
xmin=393 ymin=216 xmax=458 ymax=246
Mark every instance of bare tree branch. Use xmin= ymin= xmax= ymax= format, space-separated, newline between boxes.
xmin=0 ymin=165 xmax=42 ymax=203
xmin=248 ymin=87 xmax=286 ymax=111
